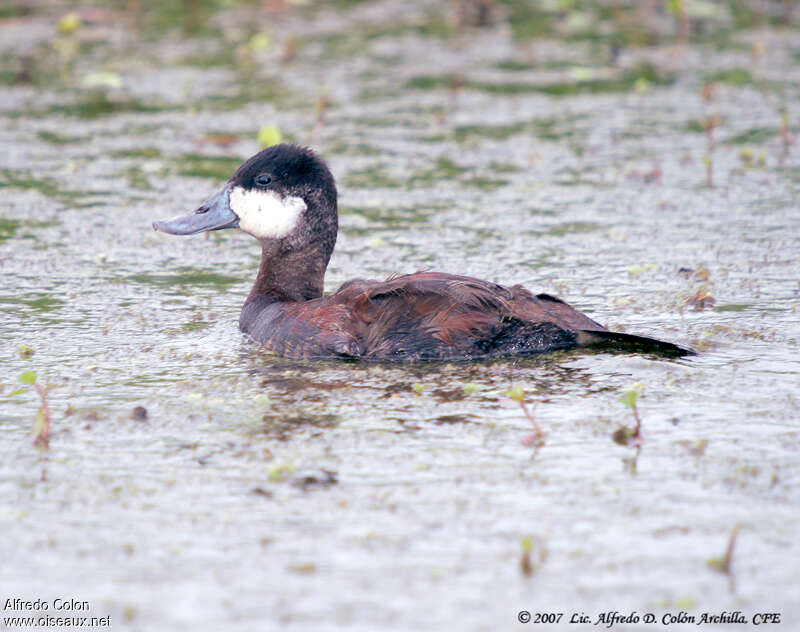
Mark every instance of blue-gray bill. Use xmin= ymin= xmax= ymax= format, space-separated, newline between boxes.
xmin=152 ymin=185 xmax=239 ymax=235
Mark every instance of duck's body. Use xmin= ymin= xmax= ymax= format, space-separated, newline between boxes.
xmin=153 ymin=144 xmax=693 ymax=361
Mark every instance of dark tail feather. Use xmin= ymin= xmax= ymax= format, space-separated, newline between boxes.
xmin=578 ymin=329 xmax=696 ymax=357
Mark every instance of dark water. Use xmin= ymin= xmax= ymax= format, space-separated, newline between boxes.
xmin=1 ymin=2 xmax=799 ymax=630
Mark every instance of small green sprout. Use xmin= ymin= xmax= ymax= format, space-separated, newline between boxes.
xmin=411 ymin=383 xmax=425 ymax=394
xmin=18 ymin=344 xmax=35 ymax=360
xmin=248 ymin=33 xmax=270 ymax=52
xmin=506 ymin=383 xmax=525 ymax=402
xmin=707 ymin=524 xmax=741 ymax=592
xmin=13 ymin=370 xmax=51 ymax=446
xmin=268 ymin=464 xmax=295 ymax=483
xmin=619 ymin=388 xmax=638 ymax=410
xmin=20 ymin=370 xmax=37 ymax=385
xmin=507 ymin=384 xmax=545 ymax=447
xmin=633 ymin=77 xmax=651 ymax=94
xmin=665 ymin=0 xmax=684 ymax=16
xmin=519 ymin=535 xmax=547 ymax=577
xmin=614 ymin=386 xmax=643 ymax=447
xmin=462 ymin=383 xmax=478 ymax=396
xmin=56 ymin=12 xmax=81 ymax=35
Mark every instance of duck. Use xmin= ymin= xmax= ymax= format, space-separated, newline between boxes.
xmin=153 ymin=144 xmax=694 ymax=361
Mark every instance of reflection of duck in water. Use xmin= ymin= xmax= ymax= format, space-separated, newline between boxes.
xmin=153 ymin=144 xmax=694 ymax=361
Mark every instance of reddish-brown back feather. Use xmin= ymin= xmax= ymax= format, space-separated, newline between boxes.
xmin=248 ymin=272 xmax=605 ymax=360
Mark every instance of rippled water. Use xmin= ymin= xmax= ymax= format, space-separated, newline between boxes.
xmin=1 ymin=2 xmax=799 ymax=630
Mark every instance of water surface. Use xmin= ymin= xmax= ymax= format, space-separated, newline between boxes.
xmin=1 ymin=2 xmax=799 ymax=630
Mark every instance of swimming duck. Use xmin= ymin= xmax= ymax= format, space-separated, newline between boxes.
xmin=153 ymin=144 xmax=693 ymax=361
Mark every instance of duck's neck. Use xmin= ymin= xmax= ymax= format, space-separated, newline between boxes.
xmin=246 ymin=241 xmax=327 ymax=306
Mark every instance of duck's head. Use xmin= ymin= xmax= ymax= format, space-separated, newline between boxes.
xmin=153 ymin=143 xmax=338 ymax=256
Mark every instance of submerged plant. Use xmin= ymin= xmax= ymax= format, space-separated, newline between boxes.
xmin=613 ymin=386 xmax=643 ymax=448
xmin=10 ymin=369 xmax=51 ymax=446
xmin=519 ymin=535 xmax=547 ymax=577
xmin=707 ymin=524 xmax=741 ymax=593
xmin=507 ymin=384 xmax=545 ymax=450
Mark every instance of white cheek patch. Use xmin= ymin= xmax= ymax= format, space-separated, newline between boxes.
xmin=229 ymin=186 xmax=306 ymax=239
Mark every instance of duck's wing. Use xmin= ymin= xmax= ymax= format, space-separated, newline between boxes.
xmin=327 ymin=272 xmax=583 ymax=360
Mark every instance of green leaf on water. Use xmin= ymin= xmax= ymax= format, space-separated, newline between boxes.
xmin=411 ymin=383 xmax=425 ymax=394
xmin=268 ymin=464 xmax=294 ymax=483
xmin=8 ymin=388 xmax=28 ymax=397
xmin=20 ymin=370 xmax=37 ymax=385
xmin=619 ymin=389 xmax=638 ymax=409
xmin=57 ymin=12 xmax=81 ymax=34
xmin=249 ymin=33 xmax=270 ymax=52
xmin=507 ymin=383 xmax=525 ymax=402
xmin=82 ymin=71 xmax=123 ymax=90
xmin=463 ymin=383 xmax=478 ymax=395
xmin=18 ymin=344 xmax=35 ymax=360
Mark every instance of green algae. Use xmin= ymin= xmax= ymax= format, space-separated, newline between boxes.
xmin=37 ymin=131 xmax=88 ymax=144
xmin=126 ymin=270 xmax=241 ymax=290
xmin=44 ymin=94 xmax=176 ymax=119
xmin=705 ymin=67 xmax=753 ymax=85
xmin=407 ymin=157 xmax=468 ymax=187
xmin=0 ymin=169 xmax=99 ymax=205
xmin=0 ymin=294 xmax=65 ymax=313
xmin=342 ymin=165 xmax=404 ymax=189
xmin=723 ymin=127 xmax=780 ymax=145
xmin=0 ymin=218 xmax=21 ymax=243
xmin=173 ymin=155 xmax=243 ymax=181
xmin=406 ymin=64 xmax=672 ymax=96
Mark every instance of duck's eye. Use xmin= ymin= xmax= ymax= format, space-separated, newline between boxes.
xmin=254 ymin=174 xmax=272 ymax=188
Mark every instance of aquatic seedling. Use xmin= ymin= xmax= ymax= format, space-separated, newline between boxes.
xmin=268 ymin=463 xmax=295 ymax=483
xmin=667 ymin=0 xmax=690 ymax=46
xmin=519 ymin=535 xmax=547 ymax=577
xmin=707 ymin=524 xmax=741 ymax=593
xmin=613 ymin=387 xmax=643 ymax=447
xmin=10 ymin=369 xmax=51 ymax=446
xmin=507 ymin=384 xmax=545 ymax=449
xmin=56 ymin=12 xmax=81 ymax=35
